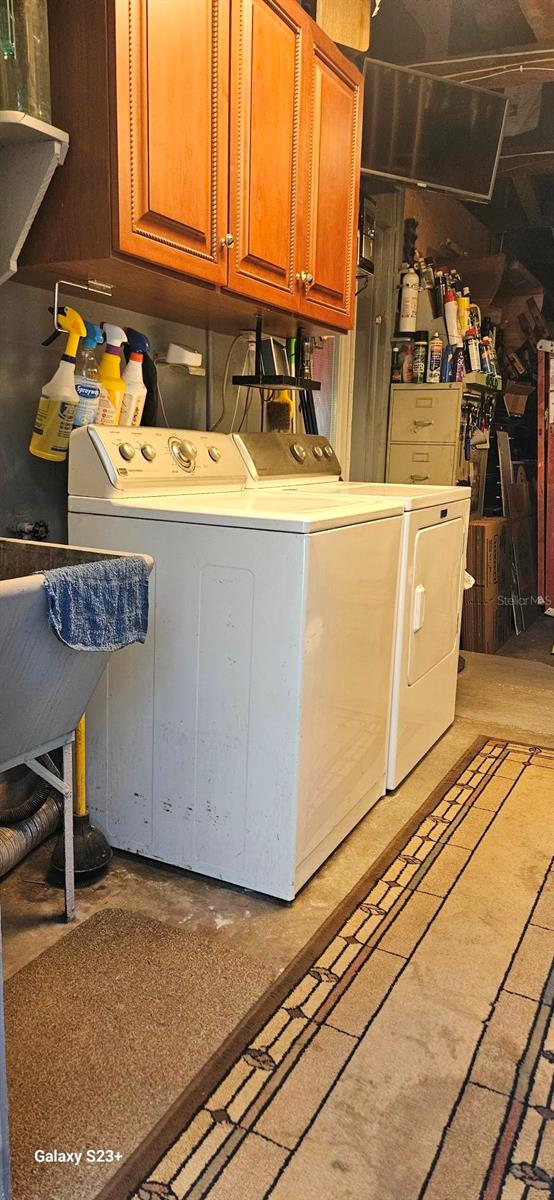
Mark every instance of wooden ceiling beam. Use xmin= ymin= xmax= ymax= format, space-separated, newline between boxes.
xmin=498 ymin=149 xmax=554 ymax=175
xmin=408 ymin=46 xmax=554 ymax=85
xmin=517 ymin=0 xmax=554 ymax=43
xmin=511 ymin=174 xmax=544 ymax=222
xmin=402 ymin=0 xmax=452 ymax=62
xmin=479 ymin=64 xmax=554 ymax=87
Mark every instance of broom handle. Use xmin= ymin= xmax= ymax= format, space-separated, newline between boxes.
xmin=74 ymin=716 xmax=87 ymax=818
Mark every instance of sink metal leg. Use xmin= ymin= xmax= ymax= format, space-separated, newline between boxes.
xmin=62 ymin=741 xmax=75 ymax=923
xmin=0 ymin=916 xmax=11 ymax=1200
xmin=24 ymin=738 xmax=76 ymax=923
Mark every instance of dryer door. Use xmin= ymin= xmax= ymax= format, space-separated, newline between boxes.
xmin=408 ymin=517 xmax=464 ymax=686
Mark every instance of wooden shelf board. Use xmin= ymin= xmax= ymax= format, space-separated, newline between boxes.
xmin=0 ymin=113 xmax=69 ymax=284
xmin=0 ymin=110 xmax=68 ymax=154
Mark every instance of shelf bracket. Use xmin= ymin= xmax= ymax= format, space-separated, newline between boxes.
xmin=0 ymin=112 xmax=69 ymax=285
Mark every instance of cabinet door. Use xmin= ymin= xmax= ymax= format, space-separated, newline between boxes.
xmin=227 ymin=0 xmax=304 ymax=309
xmin=298 ymin=29 xmax=362 ymax=329
xmin=115 ymin=0 xmax=229 ymax=283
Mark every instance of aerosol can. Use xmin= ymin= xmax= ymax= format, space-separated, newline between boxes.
xmin=464 ymin=327 xmax=481 ymax=374
xmin=29 ymin=307 xmax=87 ymax=461
xmin=399 ymin=265 xmax=419 ymax=333
xmin=444 ymin=287 xmax=462 ymax=348
xmin=97 ymin=324 xmax=127 ymax=424
xmin=427 ymin=332 xmax=443 ymax=384
xmin=119 ymin=328 xmax=150 ymax=426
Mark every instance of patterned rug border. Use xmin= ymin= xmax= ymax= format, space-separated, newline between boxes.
xmin=96 ymin=733 xmax=505 ymax=1200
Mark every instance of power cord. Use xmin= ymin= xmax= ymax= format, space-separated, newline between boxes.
xmin=211 ymin=334 xmax=246 ymax=431
xmin=237 ymin=387 xmax=253 ymax=432
xmin=156 ymin=378 xmax=170 ymax=427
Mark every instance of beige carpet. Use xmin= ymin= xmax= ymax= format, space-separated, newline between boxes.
xmin=4 ymin=910 xmax=274 ymax=1200
xmin=97 ymin=739 xmax=554 ymax=1200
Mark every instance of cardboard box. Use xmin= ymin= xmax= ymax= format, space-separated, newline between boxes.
xmin=466 ymin=518 xmax=509 ymax=604
xmin=461 ymin=586 xmax=511 ymax=654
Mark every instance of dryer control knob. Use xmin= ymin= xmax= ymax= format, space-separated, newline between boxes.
xmin=141 ymin=444 xmax=156 ymax=461
xmin=208 ymin=445 xmax=221 ymax=462
xmin=179 ymin=439 xmax=197 ymax=460
xmin=291 ymin=442 xmax=306 ymax=463
xmin=323 ymin=445 xmax=333 ymax=458
xmin=119 ymin=443 xmax=135 ymax=461
xmin=313 ymin=445 xmax=324 ymax=460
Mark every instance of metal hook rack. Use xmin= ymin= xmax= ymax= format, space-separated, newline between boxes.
xmin=231 ymin=314 xmax=321 ymax=392
xmin=52 ymin=278 xmax=114 ymax=331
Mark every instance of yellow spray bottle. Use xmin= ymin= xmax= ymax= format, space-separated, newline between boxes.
xmin=29 ymin=307 xmax=87 ymax=461
xmin=97 ymin=323 xmax=127 ymax=424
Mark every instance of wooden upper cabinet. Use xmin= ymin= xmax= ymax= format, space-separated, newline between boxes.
xmin=228 ymin=0 xmax=304 ymax=307
xmin=20 ymin=0 xmax=361 ymax=331
xmin=298 ymin=30 xmax=362 ymax=329
xmin=115 ymin=0 xmax=230 ymax=284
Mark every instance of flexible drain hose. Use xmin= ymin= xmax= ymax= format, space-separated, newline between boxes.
xmin=0 ymin=768 xmax=50 ymax=824
xmin=0 ymin=794 xmax=62 ymax=878
xmin=0 ymin=755 xmax=60 ymax=824
xmin=0 ymin=755 xmax=63 ymax=877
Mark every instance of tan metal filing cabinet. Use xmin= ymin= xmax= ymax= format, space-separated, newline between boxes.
xmin=386 ymin=383 xmax=466 ymax=486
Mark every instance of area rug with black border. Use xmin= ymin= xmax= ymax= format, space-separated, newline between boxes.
xmin=97 ymin=736 xmax=554 ymax=1200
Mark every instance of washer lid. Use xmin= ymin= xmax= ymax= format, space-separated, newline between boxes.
xmin=68 ymin=489 xmax=404 ymax=532
xmin=283 ymin=480 xmax=470 ymax=510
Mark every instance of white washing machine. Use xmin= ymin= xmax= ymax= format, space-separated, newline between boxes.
xmin=234 ymin=432 xmax=471 ymax=789
xmin=68 ymin=425 xmax=403 ymax=899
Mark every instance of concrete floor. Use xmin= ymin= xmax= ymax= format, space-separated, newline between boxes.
xmin=2 ymin=650 xmax=553 ymax=983
xmin=497 ymin=612 xmax=554 ymax=666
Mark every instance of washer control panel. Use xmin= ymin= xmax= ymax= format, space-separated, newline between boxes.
xmin=69 ymin=426 xmax=248 ymax=498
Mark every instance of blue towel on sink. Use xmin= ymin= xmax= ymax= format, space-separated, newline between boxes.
xmin=40 ymin=556 xmax=149 ymax=651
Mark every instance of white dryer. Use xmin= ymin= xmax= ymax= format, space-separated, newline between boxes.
xmin=234 ymin=433 xmax=471 ymax=789
xmin=68 ymin=426 xmax=403 ymax=899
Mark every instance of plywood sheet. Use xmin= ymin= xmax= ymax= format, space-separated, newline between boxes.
xmin=316 ymin=0 xmax=370 ymax=50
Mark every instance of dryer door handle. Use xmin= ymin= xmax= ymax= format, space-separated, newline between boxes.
xmin=413 ymin=584 xmax=426 ymax=632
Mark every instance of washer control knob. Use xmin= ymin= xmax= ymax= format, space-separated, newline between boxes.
xmin=208 ymin=445 xmax=222 ymax=462
xmin=323 ymin=444 xmax=333 ymax=458
xmin=291 ymin=442 xmax=307 ymax=463
xmin=119 ymin=443 xmax=135 ymax=461
xmin=313 ymin=445 xmax=324 ymax=460
xmin=169 ymin=436 xmax=196 ymax=471
xmin=141 ymin=444 xmax=156 ymax=462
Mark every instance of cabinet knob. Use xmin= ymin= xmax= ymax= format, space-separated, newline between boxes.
xmin=302 ymin=270 xmax=314 ymax=287
xmin=220 ymin=233 xmax=235 ymax=247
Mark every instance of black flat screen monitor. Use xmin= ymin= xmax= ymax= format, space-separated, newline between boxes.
xmin=361 ymin=58 xmax=509 ymax=202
